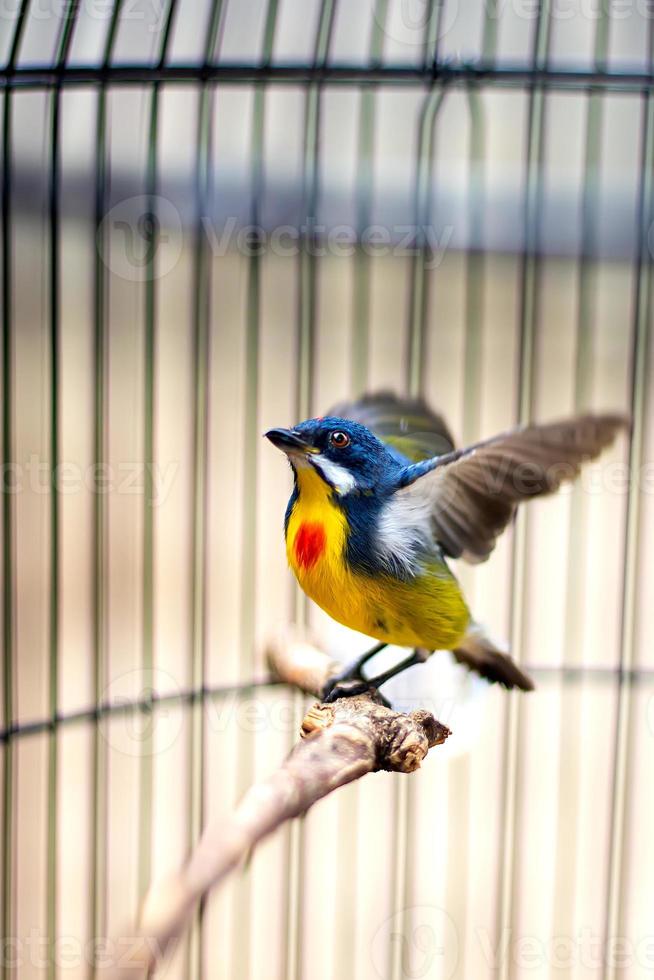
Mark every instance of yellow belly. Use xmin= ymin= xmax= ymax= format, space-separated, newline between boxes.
xmin=285 ymin=466 xmax=470 ymax=650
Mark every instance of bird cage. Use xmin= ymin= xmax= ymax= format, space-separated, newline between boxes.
xmin=1 ymin=1 xmax=652 ymax=978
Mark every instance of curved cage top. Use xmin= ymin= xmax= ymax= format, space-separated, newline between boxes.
xmin=1 ymin=0 xmax=654 ymax=86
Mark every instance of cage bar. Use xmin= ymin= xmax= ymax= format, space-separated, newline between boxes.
xmin=604 ymin=21 xmax=654 ymax=980
xmin=186 ymin=3 xmax=226 ymax=975
xmin=2 ymin=3 xmax=31 ymax=974
xmin=90 ymin=4 xmax=124 ymax=975
xmin=496 ymin=5 xmax=553 ymax=979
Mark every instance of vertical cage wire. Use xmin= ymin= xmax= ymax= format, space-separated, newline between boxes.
xmin=285 ymin=5 xmax=337 ymax=979
xmin=230 ymin=4 xmax=280 ymax=978
xmin=550 ymin=0 xmax=611 ymax=948
xmin=91 ymin=4 xmax=123 ymax=973
xmin=392 ymin=6 xmax=452 ymax=978
xmin=332 ymin=6 xmax=392 ymax=979
xmin=350 ymin=0 xmax=388 ymax=397
xmin=47 ymin=8 xmax=82 ymax=976
xmin=138 ymin=0 xmax=180 ymax=910
xmin=2 ymin=1 xmax=30 ymax=970
xmin=186 ymin=3 xmax=226 ymax=974
xmin=604 ymin=22 xmax=654 ymax=980
xmin=497 ymin=4 xmax=552 ymax=977
xmin=326 ymin=8 xmax=391 ymax=978
xmin=386 ymin=8 xmax=451 ymax=980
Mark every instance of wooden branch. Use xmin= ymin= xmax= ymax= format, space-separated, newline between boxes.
xmin=105 ymin=629 xmax=450 ymax=978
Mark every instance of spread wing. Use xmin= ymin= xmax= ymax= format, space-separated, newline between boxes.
xmin=397 ymin=413 xmax=629 ymax=563
xmin=328 ymin=390 xmax=455 ymax=463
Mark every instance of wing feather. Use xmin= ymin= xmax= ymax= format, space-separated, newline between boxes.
xmin=397 ymin=414 xmax=629 ymax=562
xmin=328 ymin=391 xmax=455 ymax=462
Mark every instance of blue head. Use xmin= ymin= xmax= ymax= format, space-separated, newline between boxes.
xmin=264 ymin=416 xmax=404 ymax=495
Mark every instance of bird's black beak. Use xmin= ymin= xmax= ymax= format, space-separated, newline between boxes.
xmin=264 ymin=428 xmax=316 ymax=454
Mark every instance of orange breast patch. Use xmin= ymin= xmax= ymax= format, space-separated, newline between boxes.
xmin=294 ymin=522 xmax=326 ymax=570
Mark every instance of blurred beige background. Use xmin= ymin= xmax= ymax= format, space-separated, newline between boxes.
xmin=2 ymin=2 xmax=654 ymax=980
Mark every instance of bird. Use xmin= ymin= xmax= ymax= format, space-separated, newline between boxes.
xmin=265 ymin=392 xmax=628 ymax=703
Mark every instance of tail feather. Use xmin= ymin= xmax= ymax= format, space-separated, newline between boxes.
xmin=452 ymin=626 xmax=534 ymax=691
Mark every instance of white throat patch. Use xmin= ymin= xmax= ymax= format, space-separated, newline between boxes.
xmin=308 ymin=453 xmax=357 ymax=494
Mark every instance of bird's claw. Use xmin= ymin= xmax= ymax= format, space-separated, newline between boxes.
xmin=321 ymin=676 xmax=392 ymax=708
xmin=321 ymin=677 xmax=370 ymax=703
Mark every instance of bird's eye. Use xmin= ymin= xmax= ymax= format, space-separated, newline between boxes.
xmin=329 ymin=430 xmax=350 ymax=449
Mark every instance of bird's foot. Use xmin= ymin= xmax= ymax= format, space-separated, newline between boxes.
xmin=319 ymin=643 xmax=392 ymax=705
xmin=321 ymin=676 xmax=391 ymax=708
xmin=321 ymin=677 xmax=368 ymax=702
xmin=320 ymin=665 xmax=363 ymax=702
